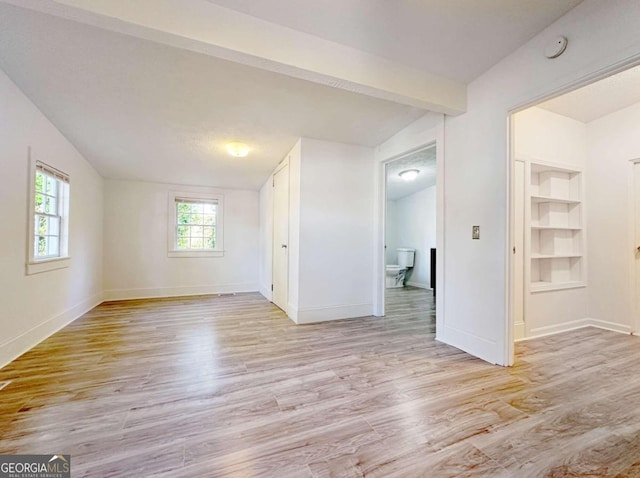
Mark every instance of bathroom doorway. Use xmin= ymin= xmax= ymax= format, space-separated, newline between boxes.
xmin=384 ymin=146 xmax=437 ymax=323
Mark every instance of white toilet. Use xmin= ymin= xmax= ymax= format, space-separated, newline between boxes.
xmin=386 ymin=248 xmax=415 ymax=288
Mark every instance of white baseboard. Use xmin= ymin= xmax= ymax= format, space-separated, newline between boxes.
xmin=524 ymin=318 xmax=592 ymax=340
xmin=406 ymin=281 xmax=431 ymax=289
xmin=0 ymin=292 xmax=103 ymax=369
xmin=292 ymin=303 xmax=373 ymax=324
xmin=588 ymin=318 xmax=633 ymax=335
xmin=436 ymin=325 xmax=503 ymax=365
xmin=518 ymin=318 xmax=632 ymax=342
xmin=103 ymin=283 xmax=259 ymax=301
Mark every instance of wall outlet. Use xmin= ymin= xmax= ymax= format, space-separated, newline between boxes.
xmin=472 ymin=226 xmax=480 ymax=240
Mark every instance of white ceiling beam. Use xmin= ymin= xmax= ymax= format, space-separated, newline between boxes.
xmin=3 ymin=0 xmax=467 ymax=114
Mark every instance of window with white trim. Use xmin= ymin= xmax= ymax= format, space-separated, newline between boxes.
xmin=27 ymin=160 xmax=70 ymax=274
xmin=168 ymin=192 xmax=224 ymax=257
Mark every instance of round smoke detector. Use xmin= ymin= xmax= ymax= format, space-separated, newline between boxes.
xmin=545 ymin=36 xmax=568 ymax=59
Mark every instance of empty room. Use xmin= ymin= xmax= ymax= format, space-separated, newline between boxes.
xmin=1 ymin=1 xmax=640 ymax=477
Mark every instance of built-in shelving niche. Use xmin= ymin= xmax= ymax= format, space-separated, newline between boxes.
xmin=529 ymin=162 xmax=585 ymax=292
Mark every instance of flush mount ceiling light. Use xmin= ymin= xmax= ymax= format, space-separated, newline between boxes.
xmin=226 ymin=142 xmax=250 ymax=157
xmin=399 ymin=169 xmax=420 ymax=181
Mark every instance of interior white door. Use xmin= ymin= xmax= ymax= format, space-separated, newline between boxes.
xmin=513 ymin=160 xmax=525 ymax=340
xmin=272 ymin=164 xmax=290 ymax=312
xmin=634 ymin=163 xmax=640 ymax=331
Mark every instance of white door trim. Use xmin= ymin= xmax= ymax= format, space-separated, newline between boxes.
xmin=373 ymin=121 xmax=445 ymax=336
xmin=512 ymin=159 xmax=526 ymax=342
xmin=272 ymin=162 xmax=290 ymax=314
xmin=630 ymin=159 xmax=640 ymax=334
xmin=377 ymin=143 xmax=437 ymax=313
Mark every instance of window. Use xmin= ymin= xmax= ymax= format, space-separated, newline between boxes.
xmin=27 ymin=160 xmax=70 ymax=274
xmin=168 ymin=192 xmax=224 ymax=257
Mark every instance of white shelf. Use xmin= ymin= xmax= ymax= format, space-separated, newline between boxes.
xmin=531 ymin=281 xmax=586 ymax=293
xmin=531 ymin=225 xmax=581 ymax=231
xmin=531 ymin=253 xmax=582 ymax=259
xmin=530 ymin=163 xmax=582 ymax=174
xmin=531 ymin=195 xmax=580 ymax=205
xmin=529 ymin=161 xmax=584 ymax=289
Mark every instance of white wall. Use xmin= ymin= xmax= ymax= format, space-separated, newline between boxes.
xmin=395 ymin=186 xmax=436 ymax=288
xmin=514 ymin=107 xmax=589 ymax=336
xmin=296 ymin=138 xmax=375 ymax=322
xmin=0 ymin=68 xmax=103 ymax=367
xmin=515 ymin=107 xmax=587 ymax=169
xmin=103 ymin=180 xmax=259 ymax=299
xmin=442 ymin=0 xmax=640 ymax=365
xmin=259 ymin=138 xmax=374 ymax=323
xmin=586 ymin=101 xmax=640 ymax=332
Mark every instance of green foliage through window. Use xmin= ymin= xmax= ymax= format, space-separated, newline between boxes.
xmin=175 ymin=200 xmax=217 ymax=250
xmin=33 ymin=169 xmax=66 ymax=260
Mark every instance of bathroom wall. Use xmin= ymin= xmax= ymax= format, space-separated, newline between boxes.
xmin=395 ymin=186 xmax=436 ymax=288
xmin=386 ymin=182 xmax=437 ymax=289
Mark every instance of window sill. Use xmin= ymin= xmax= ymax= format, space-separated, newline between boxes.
xmin=168 ymin=250 xmax=224 ymax=258
xmin=26 ymin=257 xmax=70 ymax=275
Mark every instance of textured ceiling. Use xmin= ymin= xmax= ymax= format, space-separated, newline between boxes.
xmin=538 ymin=65 xmax=640 ymax=123
xmin=0 ymin=0 xmax=588 ymax=189
xmin=207 ymin=0 xmax=584 ymax=83
xmin=386 ymin=147 xmax=437 ymax=201
xmin=0 ymin=3 xmax=425 ymax=189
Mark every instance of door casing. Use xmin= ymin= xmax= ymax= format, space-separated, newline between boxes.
xmin=272 ymin=162 xmax=290 ymax=313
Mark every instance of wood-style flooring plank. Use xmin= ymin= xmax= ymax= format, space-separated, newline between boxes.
xmin=0 ymin=287 xmax=639 ymax=477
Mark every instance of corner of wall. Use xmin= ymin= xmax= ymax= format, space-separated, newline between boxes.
xmin=436 ymin=325 xmax=504 ymax=366
xmin=103 ymin=283 xmax=259 ymax=301
xmin=287 ymin=302 xmax=299 ymax=324
xmin=259 ymin=284 xmax=272 ymax=302
xmin=295 ymin=303 xmax=373 ymax=324
xmin=0 ymin=291 xmax=104 ymax=369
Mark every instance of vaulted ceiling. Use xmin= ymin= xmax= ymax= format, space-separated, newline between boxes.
xmin=0 ymin=3 xmax=424 ymax=189
xmin=0 ymin=0 xmax=585 ymax=189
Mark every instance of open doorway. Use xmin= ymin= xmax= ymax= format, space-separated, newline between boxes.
xmin=510 ymin=64 xmax=640 ymax=351
xmin=384 ymin=146 xmax=437 ymax=325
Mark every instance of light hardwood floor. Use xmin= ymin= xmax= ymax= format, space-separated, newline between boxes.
xmin=1 ymin=287 xmax=640 ymax=477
